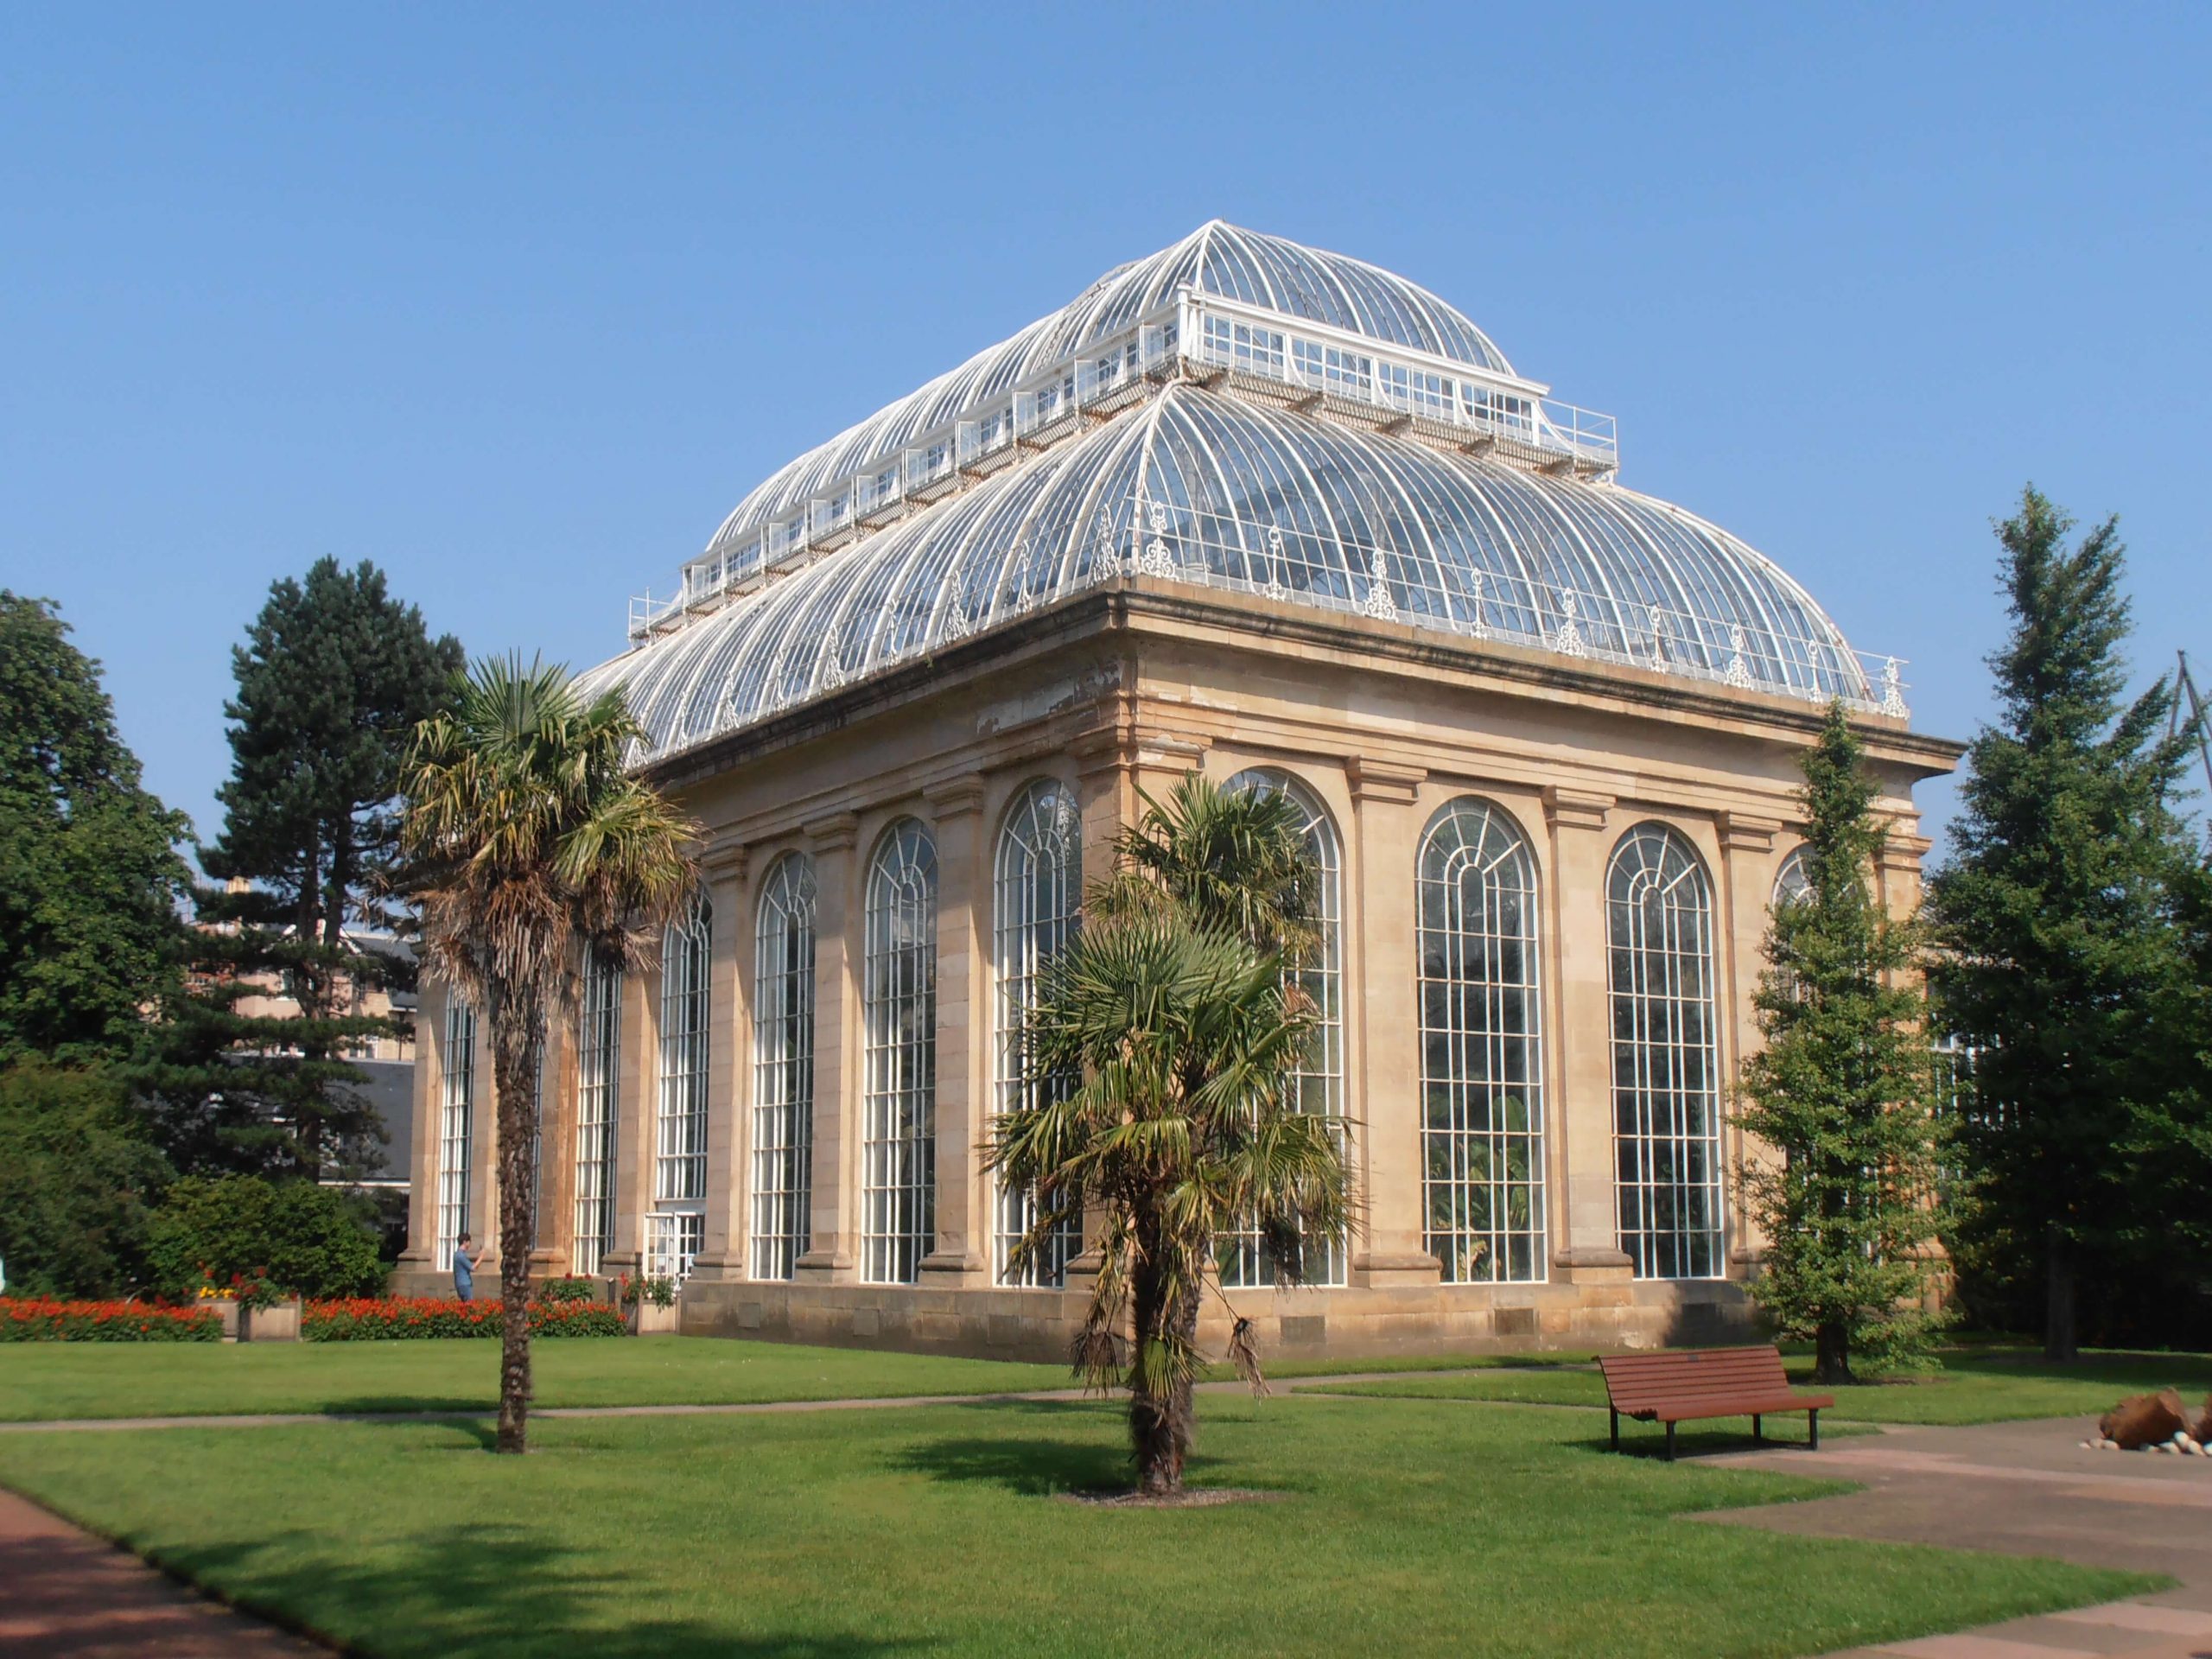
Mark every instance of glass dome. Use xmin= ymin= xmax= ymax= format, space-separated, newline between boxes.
xmin=585 ymin=382 xmax=1885 ymax=762
xmin=699 ymin=222 xmax=1518 ymax=565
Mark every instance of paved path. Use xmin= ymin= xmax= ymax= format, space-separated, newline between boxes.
xmin=0 ymin=1367 xmax=1478 ymax=1435
xmin=0 ymin=1487 xmax=329 ymax=1656
xmin=1695 ymin=1416 xmax=2212 ymax=1658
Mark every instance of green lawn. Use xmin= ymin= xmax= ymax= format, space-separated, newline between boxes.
xmin=1317 ymin=1346 xmax=2212 ymax=1427
xmin=0 ymin=1392 xmax=2152 ymax=1658
xmin=0 ymin=1335 xmax=1074 ymax=1422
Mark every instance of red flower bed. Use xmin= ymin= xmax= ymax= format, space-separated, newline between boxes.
xmin=0 ymin=1297 xmax=222 ymax=1343
xmin=302 ymin=1295 xmax=626 ymax=1341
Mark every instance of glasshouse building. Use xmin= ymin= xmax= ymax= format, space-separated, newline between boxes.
xmin=397 ymin=221 xmax=1961 ymax=1357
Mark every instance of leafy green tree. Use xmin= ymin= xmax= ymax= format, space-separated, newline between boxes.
xmin=992 ymin=777 xmax=1351 ymax=1497
xmin=1737 ymin=702 xmax=1947 ymax=1384
xmin=400 ymin=658 xmax=696 ymax=1453
xmin=1929 ymin=488 xmax=2202 ymax=1361
xmin=145 ymin=1173 xmax=385 ymax=1301
xmin=137 ymin=560 xmax=461 ymax=1179
xmin=0 ymin=594 xmax=191 ymax=1065
xmin=0 ymin=1062 xmax=171 ymax=1297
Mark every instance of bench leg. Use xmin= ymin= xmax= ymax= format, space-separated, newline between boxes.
xmin=1611 ymin=1408 xmax=1619 ymax=1452
xmin=1752 ymin=1414 xmax=1763 ymax=1444
xmin=1665 ymin=1421 xmax=1676 ymax=1463
xmin=1808 ymin=1409 xmax=1819 ymax=1451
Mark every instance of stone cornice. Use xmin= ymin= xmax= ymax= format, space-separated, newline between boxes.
xmin=700 ymin=837 xmax=749 ymax=883
xmin=802 ymin=811 xmax=860 ymax=854
xmin=1346 ymin=756 xmax=1425 ymax=804
xmin=1717 ymin=811 xmax=1781 ymax=853
xmin=1543 ymin=785 xmax=1615 ymax=834
xmin=922 ymin=776 xmax=987 ymax=819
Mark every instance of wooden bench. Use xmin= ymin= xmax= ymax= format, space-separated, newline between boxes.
xmin=1598 ymin=1345 xmax=1834 ymax=1461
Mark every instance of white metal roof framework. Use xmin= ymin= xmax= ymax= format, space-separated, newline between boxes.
xmin=587 ymin=223 xmax=1904 ymax=762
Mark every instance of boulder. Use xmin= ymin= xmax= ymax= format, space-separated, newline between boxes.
xmin=2099 ymin=1390 xmax=2188 ymax=1450
xmin=2194 ymin=1395 xmax=2212 ymax=1445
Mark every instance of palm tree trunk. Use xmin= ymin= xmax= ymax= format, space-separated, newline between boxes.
xmin=491 ymin=1007 xmax=542 ymax=1454
xmin=1129 ymin=1246 xmax=1183 ymax=1496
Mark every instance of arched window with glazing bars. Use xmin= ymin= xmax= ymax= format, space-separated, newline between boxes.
xmin=1607 ymin=824 xmax=1724 ymax=1279
xmin=1218 ymin=767 xmax=1345 ymax=1288
xmin=652 ymin=892 xmax=711 ymax=1282
xmin=752 ymin=853 xmax=817 ymax=1281
xmin=993 ymin=780 xmax=1082 ymax=1287
xmin=1418 ymin=798 xmax=1546 ymax=1282
xmin=863 ymin=820 xmax=937 ymax=1285
xmin=436 ymin=999 xmax=475 ymax=1271
xmin=572 ymin=950 xmax=620 ymax=1276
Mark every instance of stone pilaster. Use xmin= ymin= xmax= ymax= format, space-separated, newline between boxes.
xmin=531 ymin=1005 xmax=575 ymax=1274
xmin=398 ymin=978 xmax=445 ymax=1271
xmin=601 ymin=924 xmax=659 ymax=1277
xmin=1543 ymin=785 xmax=1631 ymax=1285
xmin=689 ymin=838 xmax=752 ymax=1283
xmin=794 ymin=812 xmax=861 ymax=1282
xmin=920 ymin=778 xmax=991 ymax=1285
xmin=1347 ymin=756 xmax=1435 ymax=1287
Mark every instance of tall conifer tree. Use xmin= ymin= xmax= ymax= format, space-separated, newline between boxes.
xmin=139 ymin=560 xmax=461 ymax=1178
xmin=1929 ymin=488 xmax=2198 ymax=1361
xmin=1738 ymin=702 xmax=1945 ymax=1383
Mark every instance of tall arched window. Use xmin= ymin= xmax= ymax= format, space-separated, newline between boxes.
xmin=863 ymin=819 xmax=937 ymax=1285
xmin=436 ymin=999 xmax=475 ymax=1270
xmin=993 ymin=780 xmax=1082 ymax=1287
xmin=1418 ymin=798 xmax=1546 ymax=1283
xmin=1608 ymin=824 xmax=1724 ymax=1279
xmin=753 ymin=854 xmax=817 ymax=1281
xmin=1773 ymin=847 xmax=1811 ymax=907
xmin=573 ymin=950 xmax=621 ymax=1276
xmin=652 ymin=892 xmax=711 ymax=1282
xmin=1220 ymin=767 xmax=1345 ymax=1288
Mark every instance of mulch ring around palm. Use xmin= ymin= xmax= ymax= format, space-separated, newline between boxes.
xmin=1056 ymin=1487 xmax=1290 ymax=1509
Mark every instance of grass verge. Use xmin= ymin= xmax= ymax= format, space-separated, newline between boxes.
xmin=0 ymin=1335 xmax=1072 ymax=1422
xmin=1313 ymin=1345 xmax=2212 ymax=1427
xmin=0 ymin=1393 xmax=2154 ymax=1658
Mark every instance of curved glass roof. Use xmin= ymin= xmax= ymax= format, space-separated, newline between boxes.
xmin=588 ymin=384 xmax=1882 ymax=762
xmin=698 ymin=222 xmax=1516 ymax=563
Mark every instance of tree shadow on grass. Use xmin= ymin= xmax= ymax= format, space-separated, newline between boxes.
xmin=148 ymin=1520 xmax=927 ymax=1658
xmin=888 ymin=1400 xmax=1230 ymax=1497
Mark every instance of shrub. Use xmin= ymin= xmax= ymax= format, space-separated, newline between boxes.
xmin=0 ymin=1063 xmax=168 ymax=1298
xmin=618 ymin=1273 xmax=677 ymax=1310
xmin=301 ymin=1295 xmax=626 ymax=1341
xmin=537 ymin=1275 xmax=599 ymax=1305
xmin=147 ymin=1175 xmax=385 ymax=1302
xmin=0 ymin=1296 xmax=220 ymax=1342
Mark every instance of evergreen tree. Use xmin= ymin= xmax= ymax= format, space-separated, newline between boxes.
xmin=1737 ymin=702 xmax=1946 ymax=1384
xmin=0 ymin=594 xmax=191 ymax=1065
xmin=1928 ymin=487 xmax=2200 ymax=1361
xmin=137 ymin=560 xmax=461 ymax=1179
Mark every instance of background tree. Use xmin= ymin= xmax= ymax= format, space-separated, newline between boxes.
xmin=992 ymin=778 xmax=1351 ymax=1497
xmin=0 ymin=594 xmax=191 ymax=1065
xmin=138 ymin=560 xmax=461 ymax=1179
xmin=1929 ymin=487 xmax=2202 ymax=1361
xmin=0 ymin=1062 xmax=170 ymax=1297
xmin=400 ymin=657 xmax=696 ymax=1453
xmin=1737 ymin=702 xmax=1947 ymax=1384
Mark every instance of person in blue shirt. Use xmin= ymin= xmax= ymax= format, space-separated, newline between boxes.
xmin=453 ymin=1233 xmax=481 ymax=1301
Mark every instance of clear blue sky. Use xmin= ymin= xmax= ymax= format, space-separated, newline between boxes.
xmin=4 ymin=6 xmax=2207 ymax=851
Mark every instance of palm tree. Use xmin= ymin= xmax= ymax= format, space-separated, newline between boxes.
xmin=399 ymin=657 xmax=696 ymax=1453
xmin=991 ymin=777 xmax=1352 ymax=1496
